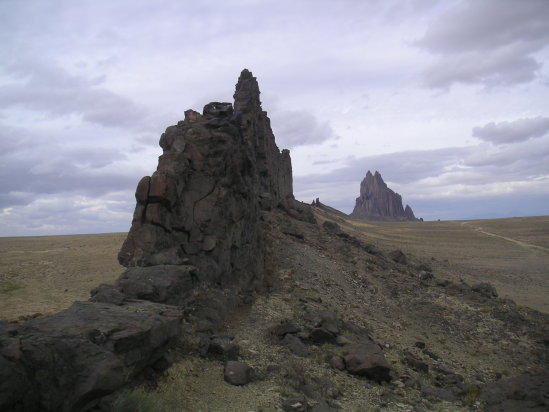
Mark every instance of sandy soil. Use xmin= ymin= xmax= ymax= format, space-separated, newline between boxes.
xmin=0 ymin=233 xmax=125 ymax=321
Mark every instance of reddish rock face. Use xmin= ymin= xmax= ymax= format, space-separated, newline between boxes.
xmin=118 ymin=69 xmax=298 ymax=289
xmin=350 ymin=170 xmax=418 ymax=221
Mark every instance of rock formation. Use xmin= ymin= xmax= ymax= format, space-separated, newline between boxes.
xmin=118 ymin=69 xmax=307 ymax=291
xmin=0 ymin=69 xmax=313 ymax=412
xmin=350 ymin=170 xmax=418 ymax=221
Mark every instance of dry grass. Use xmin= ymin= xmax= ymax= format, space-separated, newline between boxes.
xmin=1 ymin=215 xmax=547 ymax=320
xmin=0 ymin=233 xmax=126 ymax=321
xmin=336 ymin=214 xmax=549 ymax=313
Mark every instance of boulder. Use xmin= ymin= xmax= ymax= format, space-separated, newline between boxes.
xmin=0 ymin=301 xmax=182 ymax=412
xmin=471 ymin=282 xmax=498 ymax=298
xmin=271 ymin=322 xmax=301 ymax=338
xmin=479 ymin=370 xmax=549 ymax=412
xmin=388 ymin=249 xmax=408 ymax=265
xmin=224 ymin=361 xmax=254 ymax=386
xmin=282 ymin=334 xmax=309 ymax=357
xmin=343 ymin=342 xmax=391 ymax=382
xmin=282 ymin=395 xmax=309 ymax=412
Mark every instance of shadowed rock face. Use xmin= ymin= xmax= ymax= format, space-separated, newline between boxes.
xmin=118 ymin=69 xmax=295 ymax=290
xmin=350 ymin=170 xmax=418 ymax=221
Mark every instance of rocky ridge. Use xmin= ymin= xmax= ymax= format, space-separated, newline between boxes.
xmin=351 ymin=170 xmax=418 ymax=221
xmin=0 ymin=69 xmax=312 ymax=411
xmin=114 ymin=207 xmax=548 ymax=411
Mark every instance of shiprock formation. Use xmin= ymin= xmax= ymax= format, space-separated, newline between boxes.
xmin=351 ymin=170 xmax=418 ymax=221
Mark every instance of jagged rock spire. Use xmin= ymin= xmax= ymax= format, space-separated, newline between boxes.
xmin=234 ymin=69 xmax=261 ymax=113
xmin=351 ymin=170 xmax=418 ymax=221
xmin=118 ymin=70 xmax=300 ymax=281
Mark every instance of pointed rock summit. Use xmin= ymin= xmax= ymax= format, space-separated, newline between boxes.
xmin=350 ymin=171 xmax=418 ymax=221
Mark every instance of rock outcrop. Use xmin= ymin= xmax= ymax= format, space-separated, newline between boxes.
xmin=0 ymin=69 xmax=313 ymax=411
xmin=118 ymin=69 xmax=306 ymax=290
xmin=350 ymin=170 xmax=418 ymax=221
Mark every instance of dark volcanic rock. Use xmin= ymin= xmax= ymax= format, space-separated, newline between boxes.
xmin=115 ymin=265 xmax=196 ymax=306
xmin=271 ymin=322 xmax=301 ymax=338
xmin=471 ymin=282 xmax=498 ymax=298
xmin=309 ymin=328 xmax=336 ymax=344
xmin=403 ymin=351 xmax=429 ymax=373
xmin=0 ymin=301 xmax=182 ymax=412
xmin=118 ymin=69 xmax=307 ymax=291
xmin=90 ymin=284 xmax=125 ymax=305
xmin=329 ymin=355 xmax=345 ymax=371
xmin=343 ymin=342 xmax=391 ymax=382
xmin=350 ymin=170 xmax=418 ymax=221
xmin=207 ymin=337 xmax=240 ymax=361
xmin=282 ymin=395 xmax=309 ymax=412
xmin=479 ymin=370 xmax=549 ymax=412
xmin=282 ymin=334 xmax=310 ymax=357
xmin=224 ymin=361 xmax=254 ymax=386
xmin=388 ymin=249 xmax=408 ymax=265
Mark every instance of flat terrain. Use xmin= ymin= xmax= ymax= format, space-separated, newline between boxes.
xmin=0 ymin=233 xmax=125 ymax=321
xmin=341 ymin=215 xmax=549 ymax=313
xmin=1 ymin=216 xmax=547 ymax=319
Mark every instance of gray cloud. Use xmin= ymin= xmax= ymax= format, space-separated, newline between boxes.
xmin=269 ymin=110 xmax=337 ymax=148
xmin=0 ymin=123 xmax=143 ymax=211
xmin=0 ymin=0 xmax=547 ymax=233
xmin=0 ymin=60 xmax=148 ymax=129
xmin=418 ymin=0 xmax=549 ymax=88
xmin=298 ymin=147 xmax=472 ymax=186
xmin=294 ymin=140 xmax=549 ymax=216
xmin=0 ymin=191 xmax=134 ymax=236
xmin=473 ymin=116 xmax=549 ymax=144
xmin=294 ymin=146 xmax=473 ymax=211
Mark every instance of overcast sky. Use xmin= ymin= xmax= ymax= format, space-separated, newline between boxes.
xmin=1 ymin=0 xmax=548 ymax=236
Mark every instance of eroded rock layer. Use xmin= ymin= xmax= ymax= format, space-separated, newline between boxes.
xmin=351 ymin=170 xmax=418 ymax=221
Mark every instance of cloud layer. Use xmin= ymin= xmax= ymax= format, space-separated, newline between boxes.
xmin=418 ymin=0 xmax=549 ymax=89
xmin=473 ymin=116 xmax=549 ymax=144
xmin=0 ymin=0 xmax=547 ymax=235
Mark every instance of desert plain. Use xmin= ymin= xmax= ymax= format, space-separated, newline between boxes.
xmin=1 ymin=215 xmax=547 ymax=321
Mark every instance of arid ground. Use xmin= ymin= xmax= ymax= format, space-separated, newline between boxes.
xmin=0 ymin=233 xmax=126 ymax=321
xmin=341 ymin=215 xmax=549 ymax=314
xmin=1 ymin=216 xmax=546 ymax=322
xmin=1 ymin=213 xmax=548 ymax=411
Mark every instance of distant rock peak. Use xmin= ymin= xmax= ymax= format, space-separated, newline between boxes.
xmin=351 ymin=170 xmax=418 ymax=221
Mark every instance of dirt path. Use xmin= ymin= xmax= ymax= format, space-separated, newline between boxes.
xmin=461 ymin=221 xmax=549 ymax=253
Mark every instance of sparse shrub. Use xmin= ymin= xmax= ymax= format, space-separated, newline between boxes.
xmin=0 ymin=281 xmax=22 ymax=294
xmin=465 ymin=386 xmax=479 ymax=404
